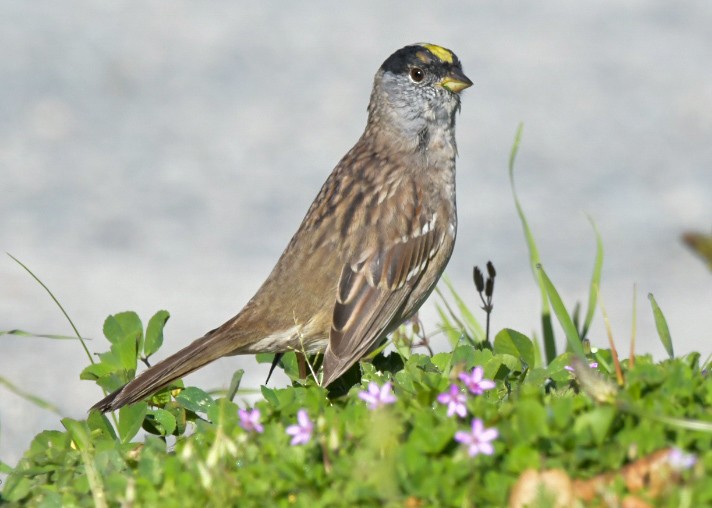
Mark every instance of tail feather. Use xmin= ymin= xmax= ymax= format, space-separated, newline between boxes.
xmin=91 ymin=331 xmax=238 ymax=412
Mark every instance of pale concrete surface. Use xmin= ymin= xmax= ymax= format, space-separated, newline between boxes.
xmin=1 ymin=1 xmax=711 ymax=470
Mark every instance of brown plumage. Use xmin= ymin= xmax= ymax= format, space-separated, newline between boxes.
xmin=92 ymin=43 xmax=472 ymax=412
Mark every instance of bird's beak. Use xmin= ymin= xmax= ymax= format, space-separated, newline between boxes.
xmin=439 ymin=68 xmax=473 ymax=94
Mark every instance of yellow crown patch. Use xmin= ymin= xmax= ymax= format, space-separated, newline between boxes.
xmin=421 ymin=44 xmax=454 ymax=64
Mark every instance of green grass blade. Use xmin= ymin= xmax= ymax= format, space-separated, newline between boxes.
xmin=540 ymin=315 xmax=556 ymax=364
xmin=508 ymin=124 xmax=542 ymax=288
xmin=434 ymin=305 xmax=466 ymax=347
xmin=440 ymin=276 xmax=485 ymax=343
xmin=507 ymin=124 xmax=556 ymax=362
xmin=0 ymin=375 xmax=63 ymax=415
xmin=648 ymin=293 xmax=674 ymax=359
xmin=620 ymin=401 xmax=712 ymax=433
xmin=629 ymin=284 xmax=638 ymax=365
xmin=6 ymin=254 xmax=118 ymax=426
xmin=227 ymin=369 xmax=245 ymax=402
xmin=0 ymin=329 xmax=82 ymax=340
xmin=531 ymin=332 xmax=543 ymax=368
xmin=434 ymin=288 xmax=473 ymax=346
xmin=581 ymin=217 xmax=604 ymax=339
xmin=7 ymin=253 xmax=94 ymax=365
xmin=537 ymin=264 xmax=586 ymax=358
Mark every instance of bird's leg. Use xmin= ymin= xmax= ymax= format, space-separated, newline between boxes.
xmin=296 ymin=351 xmax=307 ymax=380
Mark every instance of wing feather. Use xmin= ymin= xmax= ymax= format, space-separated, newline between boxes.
xmin=322 ymin=222 xmax=443 ymax=386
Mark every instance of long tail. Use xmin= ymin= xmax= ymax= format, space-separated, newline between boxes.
xmin=91 ymin=329 xmax=240 ymax=412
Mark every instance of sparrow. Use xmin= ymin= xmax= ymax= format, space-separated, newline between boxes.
xmin=93 ymin=43 xmax=472 ymax=412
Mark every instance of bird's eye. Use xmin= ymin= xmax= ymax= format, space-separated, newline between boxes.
xmin=409 ymin=67 xmax=425 ymax=83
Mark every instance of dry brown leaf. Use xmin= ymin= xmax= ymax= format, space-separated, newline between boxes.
xmin=510 ymin=448 xmax=687 ymax=507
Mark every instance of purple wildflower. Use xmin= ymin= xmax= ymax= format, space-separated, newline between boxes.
xmin=285 ymin=409 xmax=313 ymax=445
xmin=437 ymin=384 xmax=468 ymax=418
xmin=668 ymin=447 xmax=697 ymax=471
xmin=454 ymin=418 xmax=499 ymax=457
xmin=458 ymin=366 xmax=496 ymax=395
xmin=358 ymin=381 xmax=397 ymax=410
xmin=565 ymin=361 xmax=599 ymax=373
xmin=238 ymin=408 xmax=264 ymax=433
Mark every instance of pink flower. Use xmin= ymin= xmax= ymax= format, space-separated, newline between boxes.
xmin=668 ymin=447 xmax=697 ymax=470
xmin=437 ymin=384 xmax=467 ymax=418
xmin=358 ymin=381 xmax=397 ymax=410
xmin=564 ymin=361 xmax=599 ymax=373
xmin=455 ymin=418 xmax=499 ymax=457
xmin=238 ymin=408 xmax=264 ymax=433
xmin=458 ymin=366 xmax=496 ymax=395
xmin=286 ymin=409 xmax=313 ymax=445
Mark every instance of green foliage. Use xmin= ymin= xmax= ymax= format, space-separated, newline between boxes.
xmin=3 ymin=316 xmax=711 ymax=506
xmin=537 ymin=265 xmax=586 ymax=359
xmin=649 ymin=293 xmax=675 ymax=359
xmin=493 ymin=328 xmax=534 ymax=369
xmin=80 ymin=311 xmax=172 ymax=394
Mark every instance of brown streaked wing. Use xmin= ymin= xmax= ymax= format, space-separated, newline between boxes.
xmin=323 ymin=226 xmax=442 ymax=383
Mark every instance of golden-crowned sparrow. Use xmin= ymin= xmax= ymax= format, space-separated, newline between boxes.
xmin=93 ymin=43 xmax=472 ymax=412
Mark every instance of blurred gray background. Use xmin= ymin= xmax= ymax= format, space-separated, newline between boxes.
xmin=2 ymin=1 xmax=711 ymax=469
